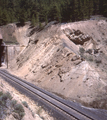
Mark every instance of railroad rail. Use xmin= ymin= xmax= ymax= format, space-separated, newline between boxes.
xmin=0 ymin=69 xmax=106 ymax=120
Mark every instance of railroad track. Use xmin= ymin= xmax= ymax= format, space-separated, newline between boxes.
xmin=0 ymin=69 xmax=106 ymax=120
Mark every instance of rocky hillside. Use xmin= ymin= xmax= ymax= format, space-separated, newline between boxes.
xmin=9 ymin=20 xmax=107 ymax=109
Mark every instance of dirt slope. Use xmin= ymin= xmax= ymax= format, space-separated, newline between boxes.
xmin=9 ymin=20 xmax=107 ymax=109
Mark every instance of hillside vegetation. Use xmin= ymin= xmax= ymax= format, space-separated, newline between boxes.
xmin=0 ymin=0 xmax=107 ymax=26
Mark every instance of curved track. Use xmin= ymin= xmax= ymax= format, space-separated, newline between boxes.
xmin=0 ymin=69 xmax=106 ymax=120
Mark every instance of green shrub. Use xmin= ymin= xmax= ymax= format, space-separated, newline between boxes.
xmin=5 ymin=92 xmax=12 ymax=100
xmin=86 ymin=49 xmax=92 ymax=54
xmin=22 ymin=101 xmax=28 ymax=108
xmin=19 ymin=112 xmax=25 ymax=119
xmin=0 ymin=99 xmax=5 ymax=106
xmin=0 ymin=91 xmax=3 ymax=96
xmin=14 ymin=104 xmax=25 ymax=119
xmin=11 ymin=100 xmax=17 ymax=107
xmin=0 ymin=92 xmax=12 ymax=105
xmin=14 ymin=104 xmax=24 ymax=113
xmin=13 ymin=113 xmax=19 ymax=119
xmin=79 ymin=47 xmax=85 ymax=54
xmin=2 ymin=92 xmax=12 ymax=101
xmin=2 ymin=94 xmax=8 ymax=101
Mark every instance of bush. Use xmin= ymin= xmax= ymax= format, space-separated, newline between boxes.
xmin=2 ymin=92 xmax=12 ymax=101
xmin=14 ymin=104 xmax=24 ymax=113
xmin=14 ymin=104 xmax=25 ymax=119
xmin=19 ymin=112 xmax=25 ymax=118
xmin=79 ymin=47 xmax=85 ymax=54
xmin=0 ymin=91 xmax=3 ymax=96
xmin=22 ymin=101 xmax=28 ymax=108
xmin=5 ymin=92 xmax=13 ymax=100
xmin=0 ymin=99 xmax=5 ymax=106
xmin=0 ymin=92 xmax=12 ymax=107
xmin=13 ymin=113 xmax=19 ymax=119
xmin=0 ymin=91 xmax=25 ymax=119
xmin=86 ymin=49 xmax=92 ymax=54
xmin=2 ymin=94 xmax=8 ymax=101
xmin=11 ymin=100 xmax=17 ymax=107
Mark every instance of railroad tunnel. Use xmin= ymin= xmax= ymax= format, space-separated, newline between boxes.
xmin=0 ymin=39 xmax=21 ymax=68
xmin=0 ymin=45 xmax=22 ymax=68
xmin=0 ymin=26 xmax=25 ymax=67
xmin=0 ymin=33 xmax=5 ymax=67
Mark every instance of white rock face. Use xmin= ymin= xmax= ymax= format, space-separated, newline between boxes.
xmin=13 ymin=24 xmax=30 ymax=47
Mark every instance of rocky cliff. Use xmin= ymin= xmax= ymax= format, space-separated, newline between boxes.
xmin=9 ymin=20 xmax=107 ymax=109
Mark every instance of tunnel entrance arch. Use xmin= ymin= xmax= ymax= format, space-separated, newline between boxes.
xmin=0 ymin=42 xmax=21 ymax=68
xmin=0 ymin=39 xmax=5 ymax=67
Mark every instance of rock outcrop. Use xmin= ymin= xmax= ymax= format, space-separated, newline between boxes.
xmin=64 ymin=28 xmax=91 ymax=45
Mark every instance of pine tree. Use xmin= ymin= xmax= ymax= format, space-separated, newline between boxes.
xmin=35 ymin=12 xmax=39 ymax=25
xmin=99 ymin=0 xmax=104 ymax=15
xmin=93 ymin=0 xmax=100 ymax=15
xmin=0 ymin=0 xmax=107 ymax=26
xmin=31 ymin=14 xmax=36 ymax=26
xmin=103 ymin=0 xmax=107 ymax=17
xmin=88 ymin=0 xmax=94 ymax=17
xmin=18 ymin=9 xmax=27 ymax=25
xmin=2 ymin=10 xmax=10 ymax=25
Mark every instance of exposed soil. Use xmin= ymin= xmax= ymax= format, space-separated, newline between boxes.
xmin=8 ymin=20 xmax=107 ymax=110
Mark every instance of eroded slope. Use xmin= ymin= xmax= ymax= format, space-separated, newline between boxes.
xmin=10 ymin=20 xmax=107 ymax=109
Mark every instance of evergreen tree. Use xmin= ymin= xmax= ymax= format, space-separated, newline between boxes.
xmin=31 ymin=14 xmax=36 ymax=26
xmin=99 ymin=0 xmax=104 ymax=15
xmin=0 ymin=0 xmax=107 ymax=26
xmin=103 ymin=0 xmax=107 ymax=17
xmin=35 ymin=12 xmax=39 ymax=25
xmin=88 ymin=0 xmax=94 ymax=17
xmin=93 ymin=0 xmax=100 ymax=15
xmin=2 ymin=10 xmax=10 ymax=25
